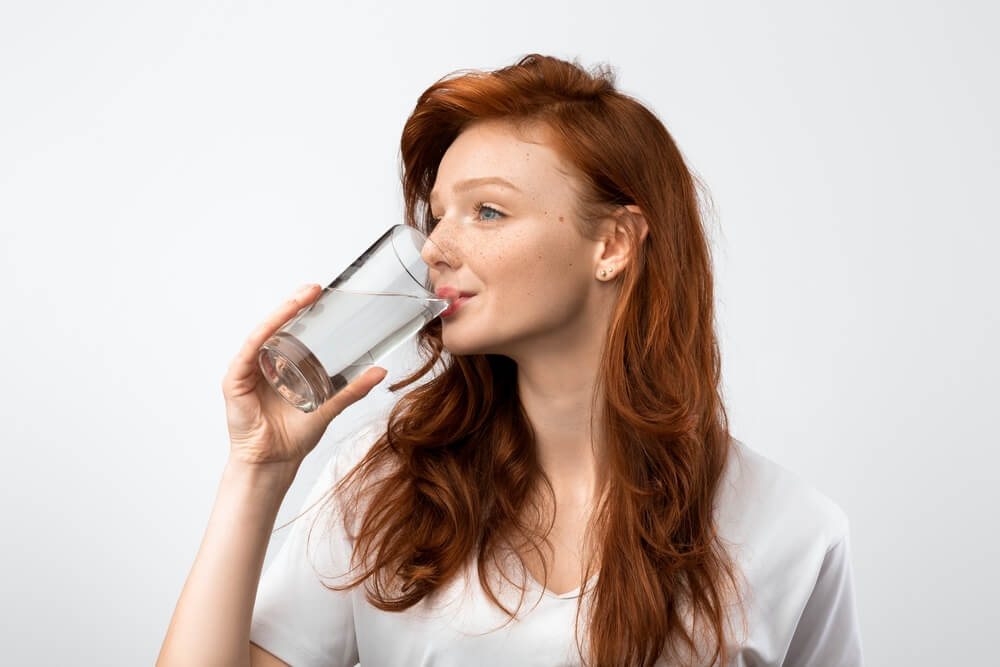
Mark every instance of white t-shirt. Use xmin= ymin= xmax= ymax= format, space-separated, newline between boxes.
xmin=250 ymin=419 xmax=864 ymax=666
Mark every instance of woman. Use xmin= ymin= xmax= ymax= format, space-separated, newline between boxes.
xmin=158 ymin=54 xmax=864 ymax=666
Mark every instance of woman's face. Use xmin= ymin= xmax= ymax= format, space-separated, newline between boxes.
xmin=421 ymin=119 xmax=612 ymax=360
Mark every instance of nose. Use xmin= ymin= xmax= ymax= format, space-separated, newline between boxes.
xmin=420 ymin=222 xmax=458 ymax=273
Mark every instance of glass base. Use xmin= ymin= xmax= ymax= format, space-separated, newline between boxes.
xmin=257 ymin=331 xmax=338 ymax=413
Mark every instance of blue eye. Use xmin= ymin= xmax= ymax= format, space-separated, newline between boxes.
xmin=429 ymin=202 xmax=505 ymax=229
xmin=473 ymin=202 xmax=504 ymax=221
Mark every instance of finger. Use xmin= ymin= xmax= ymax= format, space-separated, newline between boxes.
xmin=315 ymin=366 xmax=388 ymax=422
xmin=226 ymin=284 xmax=320 ymax=383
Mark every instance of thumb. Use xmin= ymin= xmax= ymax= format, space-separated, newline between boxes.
xmin=314 ymin=366 xmax=388 ymax=423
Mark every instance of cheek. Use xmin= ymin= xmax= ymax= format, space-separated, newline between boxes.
xmin=469 ymin=224 xmax=587 ymax=312
xmin=489 ymin=251 xmax=588 ymax=322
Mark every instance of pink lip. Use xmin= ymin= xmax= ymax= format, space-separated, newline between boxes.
xmin=435 ymin=286 xmax=476 ymax=300
xmin=440 ymin=295 xmax=472 ymax=318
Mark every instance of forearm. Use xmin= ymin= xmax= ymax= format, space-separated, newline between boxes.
xmin=157 ymin=458 xmax=299 ymax=667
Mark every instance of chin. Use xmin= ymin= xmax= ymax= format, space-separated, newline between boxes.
xmin=440 ymin=334 xmax=484 ymax=357
xmin=440 ymin=326 xmax=502 ymax=357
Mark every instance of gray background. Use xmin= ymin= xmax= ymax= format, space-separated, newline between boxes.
xmin=2 ymin=1 xmax=996 ymax=665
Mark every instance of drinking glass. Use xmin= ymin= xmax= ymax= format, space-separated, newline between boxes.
xmin=257 ymin=224 xmax=451 ymax=413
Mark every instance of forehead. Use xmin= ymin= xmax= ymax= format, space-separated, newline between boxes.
xmin=431 ymin=119 xmax=578 ymax=201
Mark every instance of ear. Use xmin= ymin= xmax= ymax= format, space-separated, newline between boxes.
xmin=595 ymin=204 xmax=649 ymax=271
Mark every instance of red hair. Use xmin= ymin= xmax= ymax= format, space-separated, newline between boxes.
xmin=312 ymin=54 xmax=747 ymax=666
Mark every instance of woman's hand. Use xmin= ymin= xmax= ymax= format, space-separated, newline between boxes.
xmin=221 ymin=283 xmax=387 ymax=469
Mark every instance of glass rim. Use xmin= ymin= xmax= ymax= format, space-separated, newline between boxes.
xmin=390 ymin=223 xmax=454 ymax=296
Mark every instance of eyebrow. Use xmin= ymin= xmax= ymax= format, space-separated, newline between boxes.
xmin=429 ymin=177 xmax=522 ymax=207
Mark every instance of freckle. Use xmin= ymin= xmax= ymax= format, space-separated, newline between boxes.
xmin=559 ymin=216 xmax=564 ymax=222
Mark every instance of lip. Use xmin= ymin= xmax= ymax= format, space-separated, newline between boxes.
xmin=435 ymin=286 xmax=476 ymax=300
xmin=439 ymin=295 xmax=473 ymax=318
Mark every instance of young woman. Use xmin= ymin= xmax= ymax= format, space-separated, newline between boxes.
xmin=159 ymin=54 xmax=864 ymax=667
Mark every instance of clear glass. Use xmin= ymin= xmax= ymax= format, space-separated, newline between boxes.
xmin=257 ymin=224 xmax=451 ymax=413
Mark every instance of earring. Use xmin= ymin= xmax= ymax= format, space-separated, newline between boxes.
xmin=600 ymin=267 xmax=613 ymax=279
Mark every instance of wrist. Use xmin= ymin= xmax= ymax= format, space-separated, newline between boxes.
xmin=223 ymin=456 xmax=300 ymax=495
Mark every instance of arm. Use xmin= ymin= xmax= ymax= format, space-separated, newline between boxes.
xmin=157 ymin=284 xmax=384 ymax=665
xmin=156 ymin=458 xmax=299 ymax=667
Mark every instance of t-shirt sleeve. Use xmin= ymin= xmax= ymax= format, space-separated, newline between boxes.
xmin=249 ymin=424 xmax=377 ymax=667
xmin=782 ymin=529 xmax=865 ymax=666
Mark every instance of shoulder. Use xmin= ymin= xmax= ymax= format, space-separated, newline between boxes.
xmin=714 ymin=436 xmax=851 ymax=595
xmin=715 ymin=438 xmax=865 ymax=664
xmin=320 ymin=412 xmax=393 ymax=488
xmin=310 ymin=413 xmax=395 ymax=531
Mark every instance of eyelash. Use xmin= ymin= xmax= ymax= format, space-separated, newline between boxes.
xmin=430 ymin=202 xmax=504 ymax=228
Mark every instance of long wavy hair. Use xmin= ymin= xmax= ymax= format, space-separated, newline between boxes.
xmin=309 ymin=54 xmax=748 ymax=666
